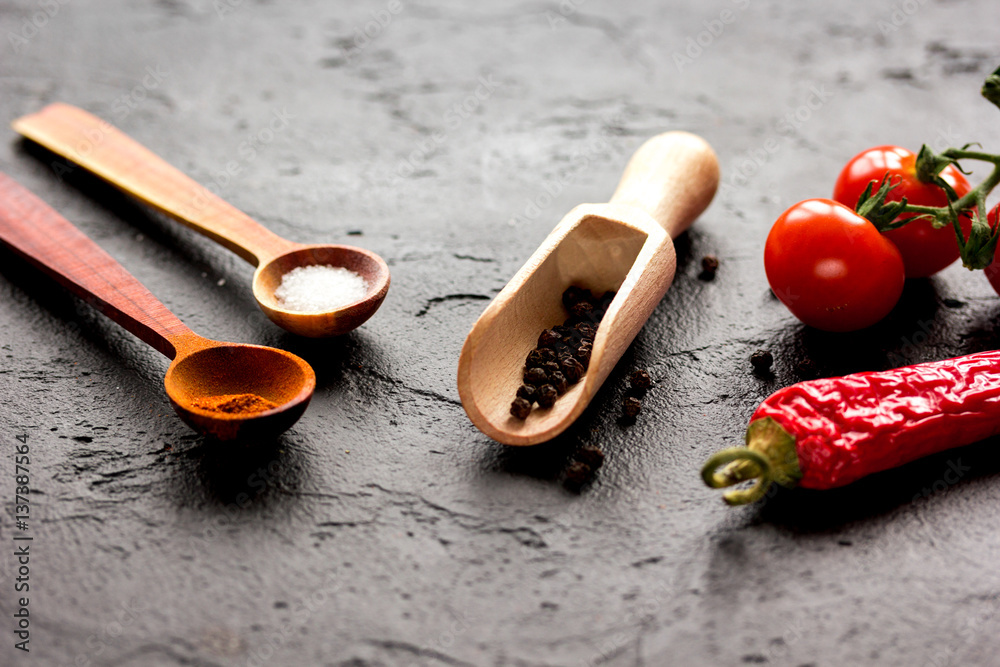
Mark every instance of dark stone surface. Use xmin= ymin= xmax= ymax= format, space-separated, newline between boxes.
xmin=2 ymin=1 xmax=1000 ymax=665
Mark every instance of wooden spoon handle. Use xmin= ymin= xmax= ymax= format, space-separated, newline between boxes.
xmin=12 ymin=103 xmax=296 ymax=267
xmin=609 ymin=131 xmax=720 ymax=238
xmin=0 ymin=173 xmax=197 ymax=359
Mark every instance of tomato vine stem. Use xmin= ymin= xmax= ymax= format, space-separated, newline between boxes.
xmin=854 ymin=65 xmax=1000 ymax=270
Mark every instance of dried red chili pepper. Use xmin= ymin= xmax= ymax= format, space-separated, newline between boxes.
xmin=701 ymin=350 xmax=1000 ymax=504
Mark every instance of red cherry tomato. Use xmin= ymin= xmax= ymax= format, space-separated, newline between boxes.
xmin=833 ymin=145 xmax=972 ymax=278
xmin=765 ymin=199 xmax=905 ymax=332
xmin=985 ymin=205 xmax=1000 ymax=295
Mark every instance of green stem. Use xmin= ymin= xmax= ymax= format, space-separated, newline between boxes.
xmin=941 ymin=148 xmax=1000 ymax=165
xmin=948 ymin=159 xmax=1000 ymax=214
xmin=700 ymin=417 xmax=803 ymax=506
xmin=895 ymin=204 xmax=944 ymax=216
xmin=871 ymin=149 xmax=1000 ymax=269
xmin=701 ymin=449 xmax=773 ymax=506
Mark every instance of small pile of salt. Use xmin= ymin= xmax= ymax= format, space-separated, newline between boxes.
xmin=274 ymin=265 xmax=368 ymax=313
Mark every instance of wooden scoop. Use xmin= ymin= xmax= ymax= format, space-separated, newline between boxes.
xmin=0 ymin=173 xmax=316 ymax=441
xmin=457 ymin=131 xmax=719 ymax=445
xmin=12 ymin=103 xmax=389 ymax=338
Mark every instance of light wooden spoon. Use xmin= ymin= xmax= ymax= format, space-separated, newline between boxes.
xmin=12 ymin=103 xmax=390 ymax=338
xmin=0 ymin=173 xmax=316 ymax=441
xmin=458 ymin=131 xmax=719 ymax=445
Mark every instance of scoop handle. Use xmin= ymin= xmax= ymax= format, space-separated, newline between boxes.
xmin=12 ymin=103 xmax=296 ymax=267
xmin=0 ymin=173 xmax=198 ymax=359
xmin=609 ymin=131 xmax=720 ymax=238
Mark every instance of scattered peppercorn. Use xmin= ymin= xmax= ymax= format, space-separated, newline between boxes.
xmin=796 ymin=358 xmax=818 ymax=379
xmin=510 ymin=397 xmax=532 ymax=419
xmin=699 ymin=254 xmax=720 ymax=280
xmin=623 ymin=396 xmax=642 ymax=419
xmin=575 ymin=344 xmax=592 ymax=367
xmin=536 ymin=384 xmax=558 ymax=408
xmin=564 ymin=460 xmax=594 ymax=488
xmin=750 ymin=349 xmax=774 ymax=373
xmin=575 ymin=444 xmax=605 ymax=470
xmin=629 ymin=369 xmax=652 ymax=391
xmin=524 ymin=367 xmax=548 ymax=386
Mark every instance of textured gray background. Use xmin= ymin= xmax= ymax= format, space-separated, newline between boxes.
xmin=2 ymin=1 xmax=1000 ymax=665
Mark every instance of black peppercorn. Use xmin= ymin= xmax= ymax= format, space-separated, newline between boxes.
xmin=629 ymin=369 xmax=652 ymax=390
xmin=562 ymin=286 xmax=590 ymax=310
xmin=796 ymin=358 xmax=818 ymax=378
xmin=561 ymin=327 xmax=582 ymax=346
xmin=570 ymin=301 xmax=594 ymax=319
xmin=699 ymin=254 xmax=720 ymax=280
xmin=510 ymin=397 xmax=532 ymax=419
xmin=574 ymin=322 xmax=596 ymax=339
xmin=555 ymin=328 xmax=576 ymax=348
xmin=561 ymin=357 xmax=585 ymax=383
xmin=575 ymin=444 xmax=604 ymax=470
xmin=536 ymin=384 xmax=558 ymax=408
xmin=513 ymin=287 xmax=615 ymax=413
xmin=750 ymin=349 xmax=773 ymax=373
xmin=564 ymin=460 xmax=594 ymax=488
xmin=623 ymin=396 xmax=641 ymax=419
xmin=524 ymin=367 xmax=548 ymax=386
xmin=550 ymin=371 xmax=568 ymax=394
xmin=597 ymin=291 xmax=615 ymax=311
xmin=537 ymin=329 xmax=562 ymax=348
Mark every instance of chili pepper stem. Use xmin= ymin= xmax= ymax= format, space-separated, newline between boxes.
xmin=701 ymin=417 xmax=803 ymax=505
xmin=701 ymin=449 xmax=772 ymax=505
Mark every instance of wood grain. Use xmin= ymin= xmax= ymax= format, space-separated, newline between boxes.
xmin=13 ymin=103 xmax=392 ymax=338
xmin=0 ymin=171 xmax=198 ymax=359
xmin=12 ymin=102 xmax=297 ymax=266
xmin=457 ymin=131 xmax=719 ymax=445
xmin=0 ymin=172 xmax=315 ymax=440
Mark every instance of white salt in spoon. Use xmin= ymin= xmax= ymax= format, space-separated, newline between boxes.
xmin=274 ymin=265 xmax=369 ymax=313
xmin=13 ymin=103 xmax=390 ymax=338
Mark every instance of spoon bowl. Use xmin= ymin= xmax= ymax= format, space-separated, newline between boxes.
xmin=458 ymin=132 xmax=720 ymax=445
xmin=166 ymin=342 xmax=316 ymax=440
xmin=13 ymin=103 xmax=390 ymax=337
xmin=253 ymin=244 xmax=390 ymax=337
xmin=0 ymin=172 xmax=316 ymax=441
